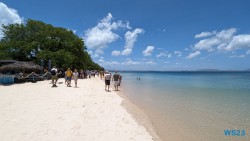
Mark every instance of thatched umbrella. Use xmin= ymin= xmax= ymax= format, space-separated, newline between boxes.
xmin=0 ymin=61 xmax=43 ymax=74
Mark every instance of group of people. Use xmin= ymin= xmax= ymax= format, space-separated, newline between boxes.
xmin=104 ymin=71 xmax=122 ymax=91
xmin=50 ymin=66 xmax=122 ymax=91
xmin=51 ymin=67 xmax=79 ymax=87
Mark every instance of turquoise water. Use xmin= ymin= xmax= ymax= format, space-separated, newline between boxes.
xmin=119 ymin=71 xmax=250 ymax=141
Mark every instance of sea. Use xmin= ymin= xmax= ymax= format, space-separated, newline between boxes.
xmin=118 ymin=71 xmax=250 ymax=141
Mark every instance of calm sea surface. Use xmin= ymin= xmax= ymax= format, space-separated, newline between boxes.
xmin=119 ymin=71 xmax=250 ymax=141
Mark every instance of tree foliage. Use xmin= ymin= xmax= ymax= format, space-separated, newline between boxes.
xmin=0 ymin=19 xmax=103 ymax=70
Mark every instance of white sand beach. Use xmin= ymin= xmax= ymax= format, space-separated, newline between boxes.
xmin=0 ymin=77 xmax=155 ymax=141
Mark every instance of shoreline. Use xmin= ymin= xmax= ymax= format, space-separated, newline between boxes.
xmin=0 ymin=78 xmax=154 ymax=141
xmin=114 ymin=88 xmax=161 ymax=141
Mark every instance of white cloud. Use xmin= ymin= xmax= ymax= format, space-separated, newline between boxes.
xmin=87 ymin=50 xmax=99 ymax=58
xmin=146 ymin=61 xmax=156 ymax=65
xmin=98 ymin=58 xmax=104 ymax=63
xmin=229 ymin=55 xmax=245 ymax=58
xmin=222 ymin=35 xmax=250 ymax=51
xmin=216 ymin=28 xmax=236 ymax=40
xmin=121 ymin=48 xmax=133 ymax=56
xmin=174 ymin=51 xmax=182 ymax=57
xmin=192 ymin=28 xmax=250 ymax=54
xmin=0 ymin=2 xmax=23 ymax=39
xmin=156 ymin=51 xmax=172 ymax=58
xmin=156 ymin=52 xmax=167 ymax=58
xmin=123 ymin=60 xmax=141 ymax=65
xmin=193 ymin=36 xmax=220 ymax=52
xmin=186 ymin=51 xmax=201 ymax=59
xmin=112 ymin=50 xmax=121 ymax=56
xmin=101 ymin=60 xmax=142 ymax=66
xmin=143 ymin=46 xmax=155 ymax=56
xmin=195 ymin=31 xmax=217 ymax=38
xmin=84 ymin=13 xmax=130 ymax=54
xmin=96 ymin=49 xmax=104 ymax=54
xmin=88 ymin=50 xmax=93 ymax=55
xmin=92 ymin=54 xmax=99 ymax=58
xmin=193 ymin=28 xmax=237 ymax=52
xmin=121 ymin=28 xmax=144 ymax=55
xmin=104 ymin=61 xmax=120 ymax=66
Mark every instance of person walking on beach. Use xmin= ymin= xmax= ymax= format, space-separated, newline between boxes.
xmin=118 ymin=74 xmax=122 ymax=87
xmin=73 ymin=69 xmax=79 ymax=87
xmin=112 ymin=71 xmax=120 ymax=91
xmin=65 ymin=68 xmax=73 ymax=87
xmin=104 ymin=71 xmax=111 ymax=91
xmin=51 ymin=66 xmax=58 ymax=87
xmin=100 ymin=71 xmax=103 ymax=80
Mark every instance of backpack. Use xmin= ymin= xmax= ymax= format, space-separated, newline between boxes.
xmin=51 ymin=69 xmax=56 ymax=75
xmin=113 ymin=74 xmax=119 ymax=81
xmin=105 ymin=74 xmax=111 ymax=80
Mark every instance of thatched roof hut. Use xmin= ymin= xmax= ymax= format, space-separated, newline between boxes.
xmin=0 ymin=61 xmax=43 ymax=74
xmin=0 ymin=60 xmax=18 ymax=67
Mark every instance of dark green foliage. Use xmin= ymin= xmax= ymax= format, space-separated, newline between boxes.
xmin=0 ymin=19 xmax=102 ymax=70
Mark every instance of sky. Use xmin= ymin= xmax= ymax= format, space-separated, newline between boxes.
xmin=1 ymin=0 xmax=250 ymax=71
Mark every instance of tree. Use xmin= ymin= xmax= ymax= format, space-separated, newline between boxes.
xmin=0 ymin=19 xmax=102 ymax=70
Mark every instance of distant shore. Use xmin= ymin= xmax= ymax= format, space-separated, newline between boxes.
xmin=0 ymin=77 xmax=156 ymax=141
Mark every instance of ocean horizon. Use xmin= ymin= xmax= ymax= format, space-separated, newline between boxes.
xmin=117 ymin=71 xmax=250 ymax=141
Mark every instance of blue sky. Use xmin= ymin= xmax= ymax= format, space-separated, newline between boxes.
xmin=1 ymin=0 xmax=250 ymax=70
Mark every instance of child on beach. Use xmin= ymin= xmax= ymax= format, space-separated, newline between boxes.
xmin=73 ymin=69 xmax=79 ymax=87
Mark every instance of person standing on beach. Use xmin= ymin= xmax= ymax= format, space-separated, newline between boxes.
xmin=104 ymin=71 xmax=111 ymax=91
xmin=66 ymin=68 xmax=73 ymax=87
xmin=73 ymin=69 xmax=79 ymax=87
xmin=51 ymin=66 xmax=58 ymax=87
xmin=112 ymin=71 xmax=120 ymax=91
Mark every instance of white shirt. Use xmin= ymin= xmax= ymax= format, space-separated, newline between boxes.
xmin=73 ymin=72 xmax=79 ymax=79
xmin=104 ymin=73 xmax=111 ymax=80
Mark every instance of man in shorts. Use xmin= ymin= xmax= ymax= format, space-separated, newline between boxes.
xmin=112 ymin=71 xmax=120 ymax=91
